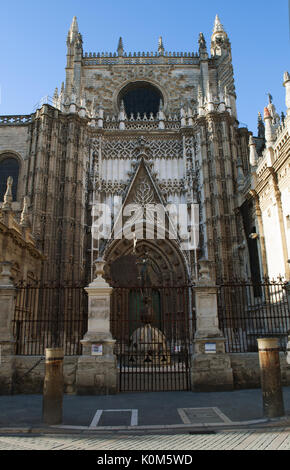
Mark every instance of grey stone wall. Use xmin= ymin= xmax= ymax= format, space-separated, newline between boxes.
xmin=229 ymin=353 xmax=290 ymax=389
xmin=9 ymin=353 xmax=290 ymax=394
xmin=0 ymin=126 xmax=28 ymax=160
xmin=12 ymin=356 xmax=78 ymax=394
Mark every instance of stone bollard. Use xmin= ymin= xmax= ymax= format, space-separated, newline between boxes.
xmin=257 ymin=338 xmax=284 ymax=418
xmin=42 ymin=348 xmax=64 ymax=425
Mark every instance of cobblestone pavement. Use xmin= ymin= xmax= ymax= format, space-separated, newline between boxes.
xmin=0 ymin=428 xmax=290 ymax=450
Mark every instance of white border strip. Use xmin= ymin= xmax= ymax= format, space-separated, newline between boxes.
xmin=89 ymin=409 xmax=138 ymax=428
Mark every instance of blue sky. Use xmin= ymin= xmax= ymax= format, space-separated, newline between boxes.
xmin=0 ymin=0 xmax=289 ymax=134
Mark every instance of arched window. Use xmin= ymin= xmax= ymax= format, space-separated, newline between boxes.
xmin=119 ymin=81 xmax=163 ymax=119
xmin=0 ymin=156 xmax=20 ymax=201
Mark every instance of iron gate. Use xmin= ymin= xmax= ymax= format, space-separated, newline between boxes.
xmin=111 ymin=285 xmax=195 ymax=392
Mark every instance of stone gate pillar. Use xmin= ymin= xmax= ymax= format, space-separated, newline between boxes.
xmin=0 ymin=262 xmax=16 ymax=394
xmin=191 ymin=259 xmax=234 ymax=391
xmin=76 ymin=259 xmax=118 ymax=395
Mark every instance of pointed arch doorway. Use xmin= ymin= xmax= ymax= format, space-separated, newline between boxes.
xmin=104 ymin=239 xmax=194 ymax=391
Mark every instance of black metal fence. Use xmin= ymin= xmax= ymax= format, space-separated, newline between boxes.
xmin=217 ymin=279 xmax=290 ymax=353
xmin=12 ymin=281 xmax=88 ymax=355
xmin=12 ymin=278 xmax=290 ymax=360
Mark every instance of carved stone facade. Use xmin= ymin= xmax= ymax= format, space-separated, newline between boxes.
xmin=0 ymin=183 xmax=43 ymax=282
xmin=241 ymin=73 xmax=290 ymax=280
xmin=0 ymin=15 xmax=253 ymax=284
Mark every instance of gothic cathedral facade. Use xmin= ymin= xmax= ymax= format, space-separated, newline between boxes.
xmin=1 ymin=16 xmax=287 ymax=286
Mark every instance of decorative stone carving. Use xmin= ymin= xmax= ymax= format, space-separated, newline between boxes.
xmin=2 ymin=177 xmax=13 ymax=211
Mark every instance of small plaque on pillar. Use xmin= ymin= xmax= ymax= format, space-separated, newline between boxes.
xmin=91 ymin=344 xmax=103 ymax=356
xmin=205 ymin=342 xmax=216 ymax=354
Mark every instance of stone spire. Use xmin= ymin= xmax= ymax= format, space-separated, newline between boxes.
xmin=20 ymin=197 xmax=30 ymax=227
xmin=66 ymin=16 xmax=83 ymax=98
xmin=117 ymin=37 xmax=124 ymax=56
xmin=58 ymin=82 xmax=65 ymax=111
xmin=158 ymin=36 xmax=164 ymax=55
xmin=2 ymin=177 xmax=13 ymax=210
xmin=53 ymin=87 xmax=59 ymax=108
xmin=211 ymin=14 xmax=230 ymax=57
xmin=68 ymin=16 xmax=79 ymax=43
xmin=67 ymin=15 xmax=82 ymax=53
xmin=71 ymin=16 xmax=78 ymax=33
xmin=257 ymin=112 xmax=265 ymax=139
xmin=283 ymin=71 xmax=290 ymax=116
xmin=213 ymin=14 xmax=225 ymax=34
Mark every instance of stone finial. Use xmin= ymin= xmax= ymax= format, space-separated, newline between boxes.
xmin=237 ymin=157 xmax=245 ymax=187
xmin=180 ymin=104 xmax=186 ymax=126
xmin=249 ymin=135 xmax=258 ymax=167
xmin=2 ymin=176 xmax=13 ymax=210
xmin=70 ymin=87 xmax=76 ymax=104
xmin=90 ymin=97 xmax=96 ymax=119
xmin=120 ymin=100 xmax=125 ymax=113
xmin=119 ymin=100 xmax=126 ymax=129
xmin=264 ymin=107 xmax=276 ymax=145
xmin=197 ymin=83 xmax=202 ymax=99
xmin=117 ymin=37 xmax=124 ymax=56
xmin=20 ymin=196 xmax=30 ymax=227
xmin=283 ymin=71 xmax=290 ymax=84
xmin=94 ymin=258 xmax=105 ymax=280
xmin=90 ymin=258 xmax=112 ymax=290
xmin=283 ymin=71 xmax=290 ymax=115
xmin=0 ymin=261 xmax=13 ymax=286
xmin=158 ymin=36 xmax=164 ymax=55
xmin=281 ymin=111 xmax=285 ymax=124
xmin=198 ymin=32 xmax=207 ymax=50
xmin=264 ymin=106 xmax=271 ymax=119
xmin=198 ymin=258 xmax=211 ymax=284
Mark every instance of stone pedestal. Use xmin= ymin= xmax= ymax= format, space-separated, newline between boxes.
xmin=76 ymin=260 xmax=118 ymax=395
xmin=0 ymin=262 xmax=16 ymax=394
xmin=191 ymin=260 xmax=233 ymax=392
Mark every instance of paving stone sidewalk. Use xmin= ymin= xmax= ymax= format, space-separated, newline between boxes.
xmin=1 ymin=428 xmax=290 ymax=450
